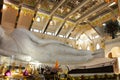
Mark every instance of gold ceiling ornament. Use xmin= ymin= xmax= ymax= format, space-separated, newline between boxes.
xmin=53 ymin=16 xmax=64 ymax=23
xmin=69 ymin=12 xmax=81 ymax=20
xmin=91 ymin=12 xmax=113 ymax=26
xmin=63 ymin=23 xmax=68 ymax=29
xmin=90 ymin=8 xmax=118 ymax=27
xmin=40 ymin=0 xmax=55 ymax=12
xmin=35 ymin=16 xmax=41 ymax=22
xmin=112 ymin=16 xmax=117 ymax=21
xmin=100 ymin=40 xmax=105 ymax=49
xmin=84 ymin=24 xmax=92 ymax=31
xmin=67 ymin=21 xmax=75 ymax=26
xmin=20 ymin=0 xmax=36 ymax=6
xmin=21 ymin=7 xmax=34 ymax=16
xmin=37 ymin=12 xmax=50 ymax=19
xmin=49 ymin=20 xmax=55 ymax=26
xmin=105 ymin=0 xmax=118 ymax=3
xmin=49 ymin=4 xmax=54 ymax=10
xmin=90 ymin=43 xmax=95 ymax=52
xmin=4 ymin=3 xmax=18 ymax=11
xmin=58 ymin=7 xmax=64 ymax=13
xmin=37 ymin=4 xmax=41 ymax=9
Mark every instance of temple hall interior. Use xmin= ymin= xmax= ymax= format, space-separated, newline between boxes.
xmin=0 ymin=0 xmax=120 ymax=80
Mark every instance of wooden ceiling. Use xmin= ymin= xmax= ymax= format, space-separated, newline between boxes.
xmin=1 ymin=0 xmax=119 ymax=48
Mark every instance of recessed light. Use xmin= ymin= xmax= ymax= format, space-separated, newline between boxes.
xmin=36 ymin=16 xmax=41 ymax=22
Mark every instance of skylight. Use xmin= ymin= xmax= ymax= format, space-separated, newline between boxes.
xmin=108 ymin=2 xmax=116 ymax=7
xmin=96 ymin=43 xmax=100 ymax=50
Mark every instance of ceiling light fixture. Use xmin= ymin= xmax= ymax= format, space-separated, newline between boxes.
xmin=58 ymin=35 xmax=64 ymax=37
xmin=102 ymin=23 xmax=106 ymax=26
xmin=36 ymin=16 xmax=41 ymax=22
xmin=49 ymin=4 xmax=54 ymax=9
xmin=69 ymin=37 xmax=74 ymax=40
xmin=39 ymin=30 xmax=42 ymax=33
xmin=95 ymin=35 xmax=100 ymax=38
xmin=63 ymin=23 xmax=68 ymax=29
xmin=108 ymin=2 xmax=116 ymax=7
xmin=59 ymin=7 xmax=64 ymax=13
xmin=46 ymin=32 xmax=52 ymax=35
xmin=75 ymin=13 xmax=81 ymax=19
xmin=33 ymin=29 xmax=39 ymax=32
xmin=50 ymin=20 xmax=54 ymax=25
xmin=50 ymin=20 xmax=56 ymax=26
xmin=87 ymin=46 xmax=90 ymax=50
xmin=67 ymin=8 xmax=70 ymax=12
xmin=96 ymin=43 xmax=100 ymax=50
xmin=37 ymin=4 xmax=41 ymax=9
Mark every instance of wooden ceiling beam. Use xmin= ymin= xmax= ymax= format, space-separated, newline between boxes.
xmin=66 ymin=24 xmax=77 ymax=38
xmin=75 ymin=31 xmax=84 ymax=40
xmin=55 ymin=0 xmax=91 ymax=37
xmin=108 ymin=6 xmax=118 ymax=18
xmin=14 ymin=5 xmax=22 ymax=29
xmin=0 ymin=0 xmax=3 ymax=25
xmin=55 ymin=0 xmax=91 ymax=38
xmin=42 ymin=0 xmax=65 ymax=33
xmin=29 ymin=0 xmax=41 ymax=30
xmin=50 ymin=0 xmax=66 ymax=16
xmin=55 ymin=20 xmax=66 ymax=36
xmin=64 ymin=0 xmax=91 ymax=19
xmin=76 ymin=2 xmax=112 ymax=23
xmin=86 ymin=21 xmax=101 ymax=36
xmin=65 ymin=2 xmax=109 ymax=37
xmin=42 ymin=17 xmax=52 ymax=33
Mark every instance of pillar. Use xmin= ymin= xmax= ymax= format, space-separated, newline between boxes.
xmin=0 ymin=0 xmax=3 ymax=24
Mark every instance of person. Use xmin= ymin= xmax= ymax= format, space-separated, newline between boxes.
xmin=0 ymin=26 xmax=93 ymax=64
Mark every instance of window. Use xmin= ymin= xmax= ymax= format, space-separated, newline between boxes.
xmin=96 ymin=43 xmax=100 ymax=50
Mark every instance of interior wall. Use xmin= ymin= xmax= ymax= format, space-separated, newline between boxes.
xmin=105 ymin=37 xmax=120 ymax=57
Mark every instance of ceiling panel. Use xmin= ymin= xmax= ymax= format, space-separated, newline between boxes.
xmin=17 ymin=7 xmax=34 ymax=29
xmin=1 ymin=0 xmax=119 ymax=48
xmin=68 ymin=0 xmax=98 ymax=21
xmin=40 ymin=0 xmax=61 ymax=13
xmin=70 ymin=26 xmax=81 ymax=39
xmin=58 ymin=21 xmax=75 ymax=36
xmin=1 ymin=3 xmax=18 ymax=33
xmin=32 ymin=12 xmax=50 ymax=31
xmin=46 ymin=16 xmax=64 ymax=33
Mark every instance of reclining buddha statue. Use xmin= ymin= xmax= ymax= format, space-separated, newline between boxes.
xmin=0 ymin=26 xmax=94 ymax=64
